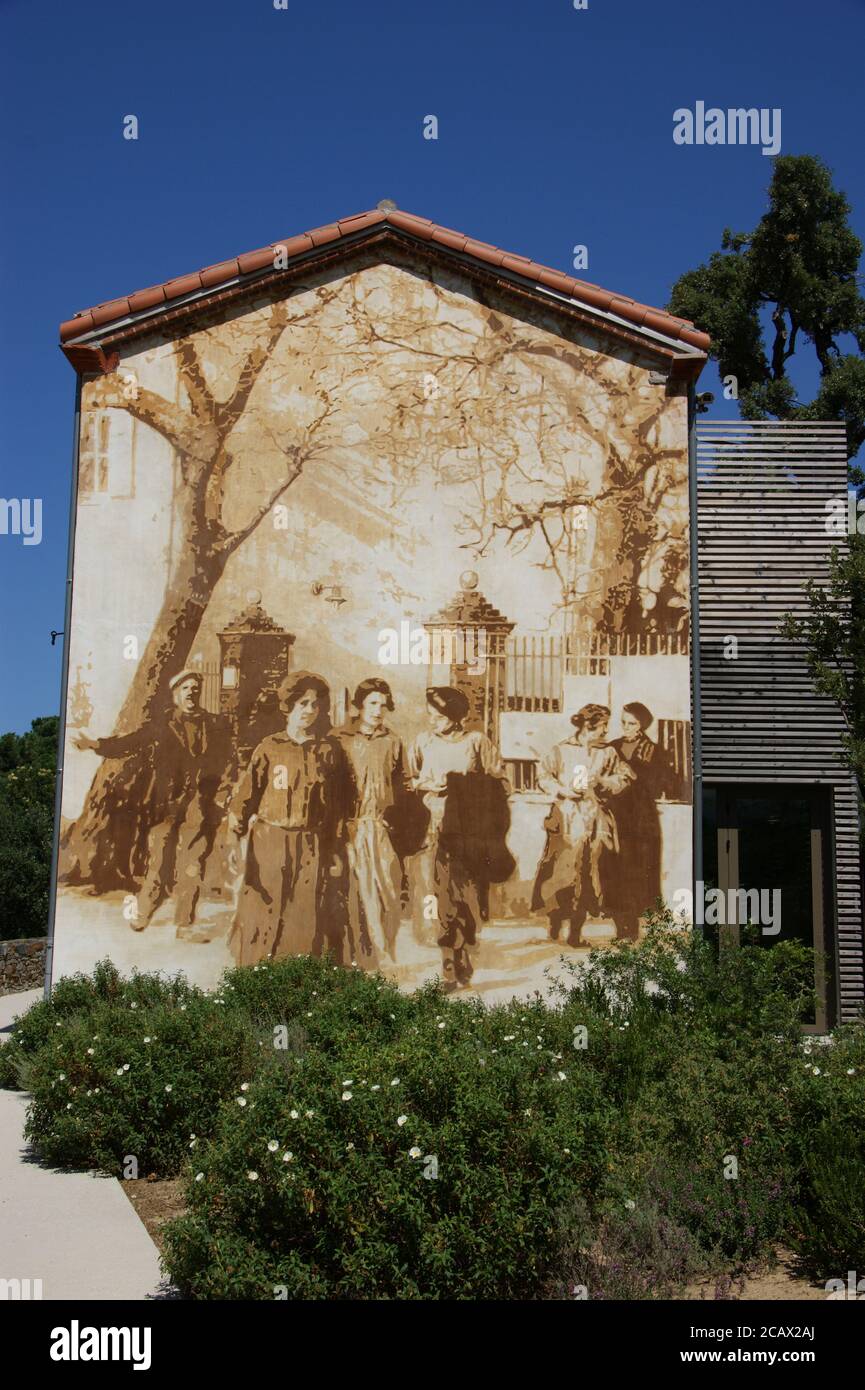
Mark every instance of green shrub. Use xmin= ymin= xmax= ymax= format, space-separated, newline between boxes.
xmin=789 ymin=1027 xmax=865 ymax=1272
xmin=162 ymin=990 xmax=615 ymax=1300
xmin=15 ymin=966 xmax=255 ymax=1176
xmin=547 ymin=1193 xmax=706 ymax=1300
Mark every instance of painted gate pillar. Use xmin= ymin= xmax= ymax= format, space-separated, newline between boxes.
xmin=423 ymin=571 xmax=514 ymax=740
xmin=218 ymin=589 xmax=295 ymax=763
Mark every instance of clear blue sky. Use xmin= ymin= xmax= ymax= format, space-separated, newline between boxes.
xmin=1 ymin=0 xmax=862 ymax=732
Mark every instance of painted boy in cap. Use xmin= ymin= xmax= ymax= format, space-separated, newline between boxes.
xmin=74 ymin=669 xmax=234 ymax=938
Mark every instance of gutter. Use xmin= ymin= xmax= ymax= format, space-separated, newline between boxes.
xmin=43 ymin=375 xmax=82 ymax=997
xmin=688 ymin=385 xmax=704 ymax=926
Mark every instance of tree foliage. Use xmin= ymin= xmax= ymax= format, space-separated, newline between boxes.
xmin=0 ymin=717 xmax=58 ymax=939
xmin=669 ymin=155 xmax=865 ymax=458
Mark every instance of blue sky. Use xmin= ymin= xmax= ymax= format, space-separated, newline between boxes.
xmin=0 ymin=0 xmax=862 ymax=732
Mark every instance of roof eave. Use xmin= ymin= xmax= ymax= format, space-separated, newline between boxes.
xmin=59 ymin=222 xmax=709 ymax=379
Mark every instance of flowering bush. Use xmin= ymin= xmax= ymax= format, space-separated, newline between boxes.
xmin=788 ymin=1026 xmax=865 ymax=1270
xmin=162 ymin=993 xmax=614 ymax=1299
xmin=8 ymin=963 xmax=254 ymax=1175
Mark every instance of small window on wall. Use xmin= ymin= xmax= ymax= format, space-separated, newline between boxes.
xmin=79 ymin=413 xmax=110 ymax=498
xmin=79 ymin=411 xmax=136 ymax=501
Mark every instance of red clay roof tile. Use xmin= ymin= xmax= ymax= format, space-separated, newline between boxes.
xmin=127 ymin=286 xmax=166 ymax=313
xmin=236 ymin=248 xmax=275 ymax=275
xmin=200 ymin=259 xmax=240 ymax=288
xmin=58 ymin=206 xmax=711 ymax=355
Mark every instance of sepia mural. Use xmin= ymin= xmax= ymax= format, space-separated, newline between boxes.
xmin=54 ymin=249 xmax=693 ymax=1000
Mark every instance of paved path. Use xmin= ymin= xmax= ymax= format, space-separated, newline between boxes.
xmin=0 ymin=989 xmax=164 ymax=1301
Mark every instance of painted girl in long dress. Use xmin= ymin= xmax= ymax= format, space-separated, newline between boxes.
xmin=606 ymin=701 xmax=671 ymax=941
xmin=406 ymin=686 xmax=510 ymax=991
xmin=531 ymin=702 xmax=634 ymax=947
xmin=332 ymin=678 xmax=406 ymax=970
xmin=227 ymin=671 xmax=346 ymax=966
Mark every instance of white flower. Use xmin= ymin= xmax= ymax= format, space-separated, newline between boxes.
xmin=390 ymin=1078 xmax=399 ymax=1087
xmin=557 ymin=1071 xmax=567 ymax=1081
xmin=58 ymin=1072 xmax=66 ymax=1080
xmin=86 ymin=1048 xmax=94 ymax=1056
xmin=503 ymin=1035 xmax=515 ymax=1042
xmin=86 ymin=1090 xmax=92 ymax=1097
xmin=123 ymin=1064 xmax=130 ymax=1072
xmin=409 ymin=1146 xmax=422 ymax=1159
xmin=179 ymin=1005 xmax=187 ymax=1012
xmin=116 ymin=1068 xmax=124 ymax=1076
xmin=189 ymin=1139 xmax=197 ymax=1149
xmin=290 ymin=1110 xmax=299 ymax=1119
xmin=66 ymin=1102 xmax=72 ymax=1110
xmin=130 ymin=1003 xmax=137 ymax=1010
xmin=94 ymin=1088 xmax=100 ymax=1095
xmin=342 ymin=1080 xmax=354 ymax=1086
xmin=282 ymin=1151 xmax=293 ymax=1163
xmin=371 ymin=1085 xmax=381 ymax=1091
xmin=143 ymin=1037 xmax=151 ymax=1044
xmin=165 ymin=1085 xmax=173 ymax=1093
xmin=346 ymin=1142 xmax=355 ymax=1152
xmin=306 ymin=1011 xmax=313 ymax=1018
xmin=563 ymin=1148 xmax=571 ymax=1155
xmin=847 ymin=1068 xmax=856 ymax=1075
xmin=305 ymin=1110 xmax=314 ymax=1118
xmin=195 ymin=1172 xmax=204 ymax=1182
xmin=812 ymin=1066 xmax=821 ymax=1075
xmin=236 ymin=1097 xmax=247 ymax=1107
xmin=267 ymin=1140 xmax=279 ymax=1152
xmin=341 ymin=1091 xmax=353 ymax=1102
xmin=389 ymin=1014 xmax=396 ymax=1020
xmin=437 ymin=1022 xmax=446 ymax=1030
xmin=241 ymin=1083 xmax=250 ymax=1092
xmin=625 ymin=1199 xmax=636 ymax=1211
xmin=247 ymin=1171 xmax=259 ymax=1182
xmin=397 ymin=1115 xmax=408 ymax=1127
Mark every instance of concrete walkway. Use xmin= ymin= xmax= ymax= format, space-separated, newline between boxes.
xmin=0 ymin=989 xmax=164 ymax=1301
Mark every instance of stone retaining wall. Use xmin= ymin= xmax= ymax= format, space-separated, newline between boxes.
xmin=0 ymin=938 xmax=46 ymax=995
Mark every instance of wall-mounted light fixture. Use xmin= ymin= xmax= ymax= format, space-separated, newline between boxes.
xmin=311 ymin=582 xmax=348 ymax=608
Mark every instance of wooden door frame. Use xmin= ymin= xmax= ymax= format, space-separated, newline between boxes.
xmin=708 ymin=783 xmax=831 ymax=1034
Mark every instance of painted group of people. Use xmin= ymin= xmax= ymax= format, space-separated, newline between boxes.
xmin=74 ymin=668 xmax=670 ymax=989
xmin=226 ymin=673 xmax=512 ymax=990
xmin=532 ymin=701 xmax=670 ymax=947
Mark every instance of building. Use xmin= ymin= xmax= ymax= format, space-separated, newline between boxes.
xmin=48 ymin=206 xmax=862 ymax=1019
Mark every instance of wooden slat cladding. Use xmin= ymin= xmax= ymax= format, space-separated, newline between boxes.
xmin=696 ymin=421 xmax=863 ymax=1022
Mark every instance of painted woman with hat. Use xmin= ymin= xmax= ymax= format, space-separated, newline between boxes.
xmin=406 ymin=687 xmax=510 ymax=990
xmin=531 ymin=703 xmax=634 ymax=947
xmin=331 ymin=677 xmax=406 ymax=969
xmin=605 ymin=702 xmax=670 ymax=940
xmin=227 ymin=670 xmax=347 ymax=966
